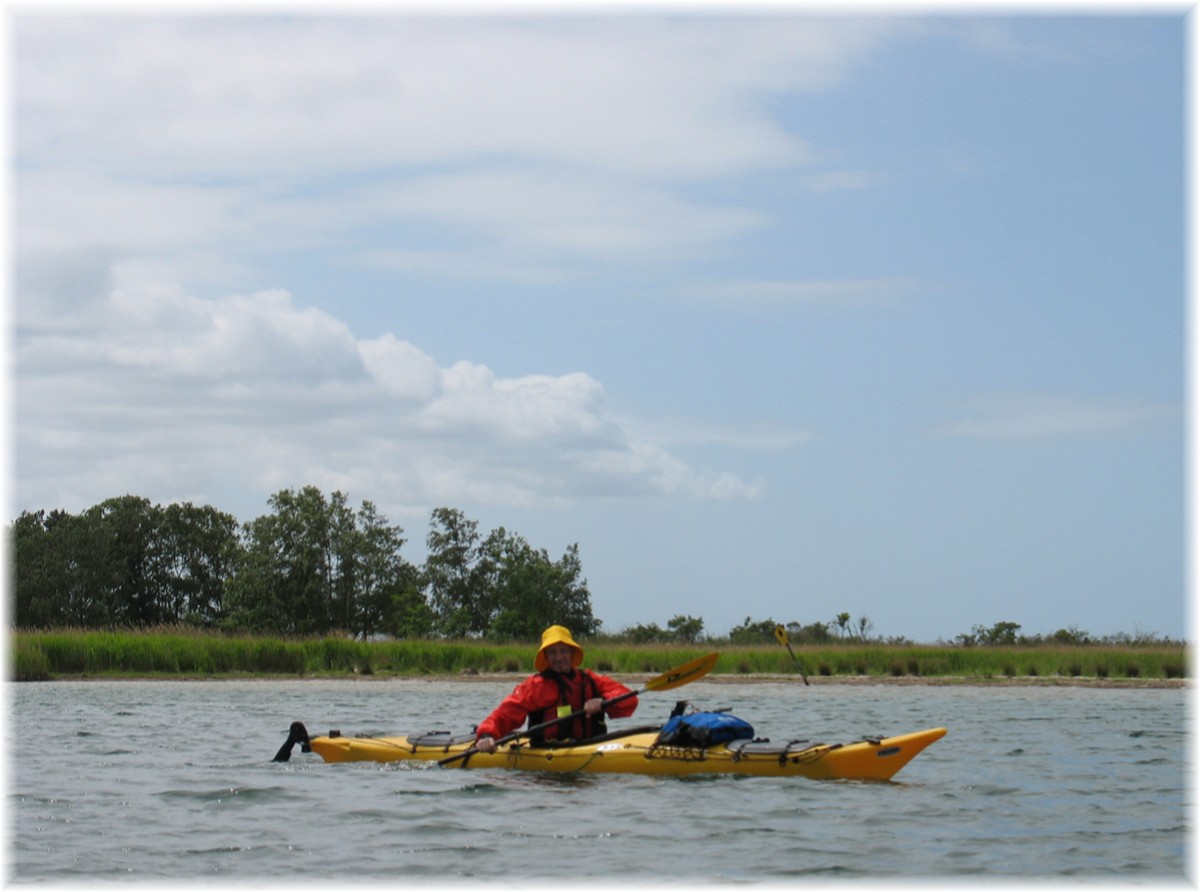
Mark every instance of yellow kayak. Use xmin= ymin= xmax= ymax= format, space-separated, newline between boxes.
xmin=276 ymin=722 xmax=946 ymax=781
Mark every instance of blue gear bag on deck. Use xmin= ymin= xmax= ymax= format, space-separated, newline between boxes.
xmin=656 ymin=711 xmax=754 ymax=747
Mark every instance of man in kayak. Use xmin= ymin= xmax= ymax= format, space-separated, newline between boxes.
xmin=474 ymin=625 xmax=638 ymax=752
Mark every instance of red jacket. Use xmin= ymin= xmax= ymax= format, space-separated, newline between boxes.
xmin=476 ymin=669 xmax=638 ymax=742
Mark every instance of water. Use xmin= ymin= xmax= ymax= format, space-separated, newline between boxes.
xmin=7 ymin=678 xmax=1190 ymax=882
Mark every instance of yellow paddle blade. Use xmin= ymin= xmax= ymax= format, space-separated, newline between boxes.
xmin=643 ymin=652 xmax=719 ymax=692
xmin=773 ymin=624 xmax=789 ymax=646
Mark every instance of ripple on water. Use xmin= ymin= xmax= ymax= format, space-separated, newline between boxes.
xmin=9 ymin=680 xmax=1189 ymax=881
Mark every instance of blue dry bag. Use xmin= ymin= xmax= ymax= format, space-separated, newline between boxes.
xmin=656 ymin=710 xmax=754 ymax=748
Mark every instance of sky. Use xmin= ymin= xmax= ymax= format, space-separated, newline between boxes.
xmin=9 ymin=5 xmax=1188 ymax=644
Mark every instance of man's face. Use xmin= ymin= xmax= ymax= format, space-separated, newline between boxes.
xmin=544 ymin=643 xmax=575 ymax=673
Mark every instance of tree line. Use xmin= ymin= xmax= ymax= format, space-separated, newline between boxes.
xmin=618 ymin=615 xmax=1180 ymax=648
xmin=10 ymin=488 xmax=599 ymax=640
xmin=9 ymin=488 xmax=1180 ymax=647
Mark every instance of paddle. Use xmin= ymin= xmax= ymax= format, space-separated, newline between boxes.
xmin=438 ymin=651 xmax=720 ymax=766
xmin=773 ymin=624 xmax=810 ymax=686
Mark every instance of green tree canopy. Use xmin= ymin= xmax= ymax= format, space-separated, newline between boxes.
xmin=424 ymin=507 xmax=488 ymax=637
xmin=667 ymin=614 xmax=705 ymax=643
xmin=10 ymin=490 xmax=601 ymax=642
xmin=13 ymin=497 xmax=240 ymax=629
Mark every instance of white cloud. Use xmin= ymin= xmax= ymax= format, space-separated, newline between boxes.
xmin=11 ymin=14 xmax=908 ymax=516
xmin=358 ymin=334 xmax=441 ymax=402
xmin=14 ymin=16 xmax=920 ymax=288
xmin=353 ymin=166 xmax=766 ymax=280
xmin=378 ymin=168 xmax=763 ymax=254
xmin=16 ymin=17 xmax=904 ymax=179
xmin=937 ymin=393 xmax=1178 ymax=441
xmin=15 ymin=272 xmax=771 ymax=516
xmin=16 ymin=169 xmax=235 ymax=256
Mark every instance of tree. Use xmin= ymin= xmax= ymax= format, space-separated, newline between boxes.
xmin=12 ymin=498 xmax=241 ymax=630
xmin=9 ymin=489 xmax=596 ymax=641
xmin=1052 ymin=626 xmax=1090 ymax=645
xmin=224 ymin=487 xmax=344 ymax=634
xmin=793 ymin=621 xmax=833 ymax=644
xmin=348 ymin=500 xmax=422 ymax=640
xmin=389 ymin=574 xmax=434 ymax=639
xmin=667 ymin=614 xmax=705 ymax=643
xmin=484 ymin=532 xmax=551 ymax=641
xmin=11 ymin=509 xmax=80 ymax=626
xmin=424 ymin=511 xmax=600 ymax=640
xmin=84 ymin=495 xmax=169 ymax=625
xmin=835 ymin=612 xmax=851 ymax=638
xmin=544 ymin=543 xmax=601 ymax=637
xmin=158 ymin=502 xmax=240 ymax=627
xmin=968 ymin=621 xmax=1022 ymax=646
xmin=224 ymin=487 xmax=424 ymax=637
xmin=327 ymin=491 xmax=359 ymax=634
xmin=855 ymin=615 xmax=874 ymax=642
xmin=622 ymin=622 xmax=667 ymax=643
xmin=425 ymin=508 xmax=488 ymax=637
xmin=727 ymin=616 xmax=778 ymax=645
xmin=225 ymin=513 xmax=289 ymax=634
xmin=484 ymin=534 xmax=600 ymax=640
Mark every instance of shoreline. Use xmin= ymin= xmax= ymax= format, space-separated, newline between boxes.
xmin=26 ymin=672 xmax=1189 ymax=689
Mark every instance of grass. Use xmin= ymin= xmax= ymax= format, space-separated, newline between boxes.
xmin=9 ymin=628 xmax=1190 ymax=682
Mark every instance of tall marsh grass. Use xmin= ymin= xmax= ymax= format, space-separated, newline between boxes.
xmin=9 ymin=628 xmax=1189 ymax=682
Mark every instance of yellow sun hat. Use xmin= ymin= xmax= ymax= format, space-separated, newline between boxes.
xmin=534 ymin=625 xmax=584 ymax=672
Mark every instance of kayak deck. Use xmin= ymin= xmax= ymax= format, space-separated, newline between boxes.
xmin=291 ymin=724 xmax=947 ymax=781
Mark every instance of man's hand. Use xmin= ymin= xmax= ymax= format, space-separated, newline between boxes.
xmin=475 ymin=735 xmax=497 ymax=753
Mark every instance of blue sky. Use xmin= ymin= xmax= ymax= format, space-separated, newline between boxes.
xmin=11 ymin=9 xmax=1186 ymax=643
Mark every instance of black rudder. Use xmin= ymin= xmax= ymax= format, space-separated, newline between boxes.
xmin=273 ymin=721 xmax=311 ymax=762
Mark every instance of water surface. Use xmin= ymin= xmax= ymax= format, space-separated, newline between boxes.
xmin=8 ymin=679 xmax=1189 ymax=882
